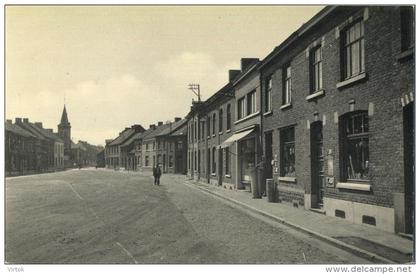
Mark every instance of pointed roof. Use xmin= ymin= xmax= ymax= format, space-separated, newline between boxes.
xmin=60 ymin=105 xmax=70 ymax=125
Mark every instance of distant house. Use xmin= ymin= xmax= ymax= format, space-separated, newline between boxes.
xmin=105 ymin=124 xmax=145 ymax=169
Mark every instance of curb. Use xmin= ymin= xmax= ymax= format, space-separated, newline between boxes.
xmin=182 ymin=180 xmax=397 ymax=264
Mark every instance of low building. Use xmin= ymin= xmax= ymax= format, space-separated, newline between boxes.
xmin=141 ymin=122 xmax=171 ymax=172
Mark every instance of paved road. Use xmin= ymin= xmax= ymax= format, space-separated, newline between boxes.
xmin=6 ymin=169 xmax=369 ymax=263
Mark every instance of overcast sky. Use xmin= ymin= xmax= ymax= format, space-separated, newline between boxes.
xmin=6 ymin=5 xmax=324 ymax=145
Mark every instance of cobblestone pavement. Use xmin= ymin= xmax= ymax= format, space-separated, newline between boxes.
xmin=6 ymin=169 xmax=370 ymax=263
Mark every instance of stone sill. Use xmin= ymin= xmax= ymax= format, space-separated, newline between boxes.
xmin=280 ymin=103 xmax=292 ymax=110
xmin=219 ymin=131 xmax=223 ymax=135
xmin=263 ymin=110 xmax=273 ymax=117
xmin=211 ymin=173 xmax=217 ymax=177
xmin=397 ymin=48 xmax=414 ymax=62
xmin=306 ymin=89 xmax=325 ymax=101
xmin=336 ymin=182 xmax=371 ymax=191
xmin=234 ymin=111 xmax=260 ymax=125
xmin=225 ymin=174 xmax=231 ymax=178
xmin=336 ymin=72 xmax=367 ymax=89
xmin=278 ymin=176 xmax=296 ymax=183
xmin=226 ymin=129 xmax=232 ymax=133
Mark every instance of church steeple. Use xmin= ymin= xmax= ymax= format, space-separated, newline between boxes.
xmin=60 ymin=105 xmax=70 ymax=126
xmin=58 ymin=105 xmax=71 ymax=154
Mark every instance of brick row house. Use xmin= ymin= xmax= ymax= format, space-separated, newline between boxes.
xmin=105 ymin=118 xmax=188 ymax=174
xmin=184 ymin=6 xmax=414 ymax=234
xmin=104 ymin=124 xmax=145 ymax=169
xmin=6 ymin=118 xmax=65 ymax=176
xmin=140 ymin=119 xmax=187 ymax=174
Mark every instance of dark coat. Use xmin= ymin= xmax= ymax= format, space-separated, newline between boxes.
xmin=153 ymin=167 xmax=162 ymax=178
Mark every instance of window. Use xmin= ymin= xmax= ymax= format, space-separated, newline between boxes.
xmin=342 ymin=20 xmax=365 ymax=80
xmin=265 ymin=76 xmax=272 ymax=112
xmin=401 ymin=6 xmax=414 ymax=51
xmin=212 ymin=147 xmax=216 ymax=174
xmin=212 ymin=113 xmax=216 ymax=135
xmin=198 ymin=121 xmax=201 ymax=140
xmin=280 ymin=127 xmax=295 ymax=177
xmin=153 ymin=142 xmax=155 ymax=150
xmin=226 ymin=104 xmax=231 ymax=130
xmin=169 ymin=155 xmax=173 ymax=168
xmin=188 ymin=152 xmax=191 ymax=169
xmin=310 ymin=46 xmax=323 ymax=93
xmin=153 ymin=155 xmax=156 ymax=166
xmin=246 ymin=90 xmax=256 ymax=115
xmin=146 ymin=143 xmax=149 ymax=151
xmin=198 ymin=150 xmax=201 ymax=173
xmin=194 ymin=151 xmax=197 ymax=171
xmin=157 ymin=154 xmax=161 ymax=165
xmin=340 ymin=112 xmax=369 ymax=181
xmin=157 ymin=141 xmax=161 ymax=149
xmin=225 ymin=147 xmax=230 ymax=175
xmin=219 ymin=108 xmax=223 ymax=132
xmin=207 ymin=117 xmax=210 ymax=137
xmin=177 ymin=141 xmax=183 ymax=150
xmin=194 ymin=121 xmax=198 ymax=141
xmin=237 ymin=97 xmax=245 ymax=119
xmin=201 ymin=121 xmax=205 ymax=140
xmin=282 ymin=64 xmax=291 ymax=105
xmin=145 ymin=156 xmax=149 ymax=167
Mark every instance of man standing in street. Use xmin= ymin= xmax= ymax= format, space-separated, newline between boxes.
xmin=153 ymin=164 xmax=162 ymax=186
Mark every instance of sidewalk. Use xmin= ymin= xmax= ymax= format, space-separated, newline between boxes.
xmin=172 ymin=175 xmax=414 ymax=264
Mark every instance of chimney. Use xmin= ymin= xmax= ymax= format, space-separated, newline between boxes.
xmin=240 ymin=58 xmax=259 ymax=72
xmin=158 ymin=121 xmax=163 ymax=126
xmin=23 ymin=118 xmax=29 ymax=123
xmin=15 ymin=118 xmax=22 ymax=124
xmin=229 ymin=70 xmax=241 ymax=82
xmin=149 ymin=124 xmax=156 ymax=130
xmin=34 ymin=122 xmax=43 ymax=128
xmin=131 ymin=124 xmax=144 ymax=132
xmin=174 ymin=117 xmax=181 ymax=122
xmin=6 ymin=119 xmax=12 ymax=123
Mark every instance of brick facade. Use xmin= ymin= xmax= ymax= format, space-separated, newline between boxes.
xmin=260 ymin=6 xmax=414 ymax=233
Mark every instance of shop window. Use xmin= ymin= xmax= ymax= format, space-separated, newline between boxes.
xmin=340 ymin=111 xmax=369 ymax=181
xmin=341 ymin=20 xmax=365 ymax=80
xmin=310 ymin=46 xmax=323 ymax=93
xmin=225 ymin=147 xmax=230 ymax=175
xmin=280 ymin=126 xmax=295 ymax=177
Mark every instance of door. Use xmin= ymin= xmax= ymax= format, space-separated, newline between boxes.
xmin=207 ymin=148 xmax=211 ymax=183
xmin=310 ymin=121 xmax=324 ymax=208
xmin=264 ymin=131 xmax=273 ymax=179
xmin=403 ymin=102 xmax=414 ymax=234
xmin=218 ymin=148 xmax=223 ymax=185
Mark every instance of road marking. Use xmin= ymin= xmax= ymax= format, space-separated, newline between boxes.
xmin=67 ymin=183 xmax=84 ymax=200
xmin=115 ymin=241 xmax=138 ymax=264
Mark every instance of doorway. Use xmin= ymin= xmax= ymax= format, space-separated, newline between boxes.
xmin=218 ymin=148 xmax=223 ymax=185
xmin=310 ymin=121 xmax=324 ymax=208
xmin=403 ymin=102 xmax=414 ymax=234
xmin=207 ymin=148 xmax=211 ymax=184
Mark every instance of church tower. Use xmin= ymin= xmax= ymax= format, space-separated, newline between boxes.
xmin=58 ymin=105 xmax=71 ymax=153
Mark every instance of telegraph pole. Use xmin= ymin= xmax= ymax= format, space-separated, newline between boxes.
xmin=188 ymin=84 xmax=201 ymax=102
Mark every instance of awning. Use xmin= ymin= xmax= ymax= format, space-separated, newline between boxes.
xmin=219 ymin=129 xmax=254 ymax=149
